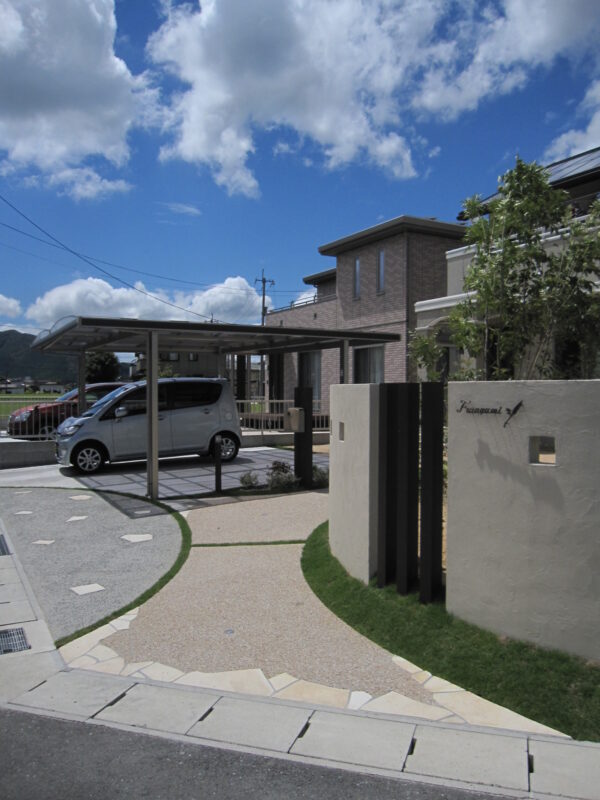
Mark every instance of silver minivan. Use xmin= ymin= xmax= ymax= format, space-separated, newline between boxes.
xmin=56 ymin=378 xmax=242 ymax=474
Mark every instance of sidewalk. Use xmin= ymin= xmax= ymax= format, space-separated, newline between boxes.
xmin=0 ymin=482 xmax=599 ymax=799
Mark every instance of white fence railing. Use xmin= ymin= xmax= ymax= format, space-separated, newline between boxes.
xmin=236 ymin=399 xmax=330 ymax=432
xmin=1 ymin=397 xmax=331 ymax=439
xmin=0 ymin=396 xmax=64 ymax=440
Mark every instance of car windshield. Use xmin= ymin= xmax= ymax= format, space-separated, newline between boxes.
xmin=82 ymin=383 xmax=136 ymax=416
xmin=54 ymin=388 xmax=78 ymax=403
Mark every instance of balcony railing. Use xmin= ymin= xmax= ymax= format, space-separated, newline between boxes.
xmin=236 ymin=399 xmax=330 ymax=432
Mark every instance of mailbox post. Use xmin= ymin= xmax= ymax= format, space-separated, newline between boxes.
xmin=293 ymin=387 xmax=312 ymax=489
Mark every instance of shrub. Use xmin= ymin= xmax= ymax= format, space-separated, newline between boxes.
xmin=267 ymin=460 xmax=300 ymax=492
xmin=239 ymin=471 xmax=260 ymax=489
xmin=312 ymin=465 xmax=329 ymax=488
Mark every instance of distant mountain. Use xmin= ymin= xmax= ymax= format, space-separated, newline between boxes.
xmin=0 ymin=330 xmax=78 ymax=383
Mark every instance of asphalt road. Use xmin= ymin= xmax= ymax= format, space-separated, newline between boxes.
xmin=0 ymin=708 xmax=514 ymax=800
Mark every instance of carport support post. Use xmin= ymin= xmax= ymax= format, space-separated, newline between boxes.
xmin=77 ymin=353 xmax=86 ymax=417
xmin=339 ymin=341 xmax=350 ymax=383
xmin=294 ymin=386 xmax=312 ymax=489
xmin=146 ymin=331 xmax=159 ymax=501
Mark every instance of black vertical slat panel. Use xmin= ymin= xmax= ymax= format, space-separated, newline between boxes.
xmin=420 ymin=382 xmax=444 ymax=603
xmin=396 ymin=383 xmax=419 ymax=594
xmin=294 ymin=386 xmax=313 ymax=489
xmin=377 ymin=384 xmax=391 ymax=587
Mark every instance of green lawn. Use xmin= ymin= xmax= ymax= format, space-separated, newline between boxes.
xmin=301 ymin=522 xmax=600 ymax=742
xmin=0 ymin=393 xmax=60 ymax=416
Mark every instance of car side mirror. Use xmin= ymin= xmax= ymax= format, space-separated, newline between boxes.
xmin=115 ymin=406 xmax=129 ymax=419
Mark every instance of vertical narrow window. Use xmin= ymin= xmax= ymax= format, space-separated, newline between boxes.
xmin=354 ymin=257 xmax=360 ymax=299
xmin=377 ymin=250 xmax=385 ymax=293
xmin=353 ymin=346 xmax=385 ymax=384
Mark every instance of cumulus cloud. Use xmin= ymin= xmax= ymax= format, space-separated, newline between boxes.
xmin=543 ymin=80 xmax=600 ymax=162
xmin=0 ymin=293 xmax=21 ymax=318
xmin=24 ymin=276 xmax=267 ymax=328
xmin=413 ymin=0 xmax=600 ymax=120
xmin=2 ymin=1 xmax=599 ymax=200
xmin=0 ymin=0 xmax=157 ymax=199
xmin=146 ymin=0 xmax=600 ymax=196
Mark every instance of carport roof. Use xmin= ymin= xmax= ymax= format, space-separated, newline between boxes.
xmin=32 ymin=316 xmax=400 ymax=356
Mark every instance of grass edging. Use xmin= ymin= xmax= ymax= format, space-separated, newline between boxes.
xmin=301 ymin=522 xmax=600 ymax=742
xmin=54 ymin=492 xmax=192 ymax=650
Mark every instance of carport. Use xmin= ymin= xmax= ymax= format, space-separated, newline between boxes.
xmin=32 ymin=316 xmax=399 ymax=500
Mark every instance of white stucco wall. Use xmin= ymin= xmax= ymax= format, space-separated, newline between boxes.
xmin=329 ymin=384 xmax=380 ymax=583
xmin=446 ymin=380 xmax=600 ymax=661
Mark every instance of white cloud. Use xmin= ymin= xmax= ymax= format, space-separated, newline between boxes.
xmin=543 ymin=80 xmax=600 ymax=162
xmin=413 ymin=0 xmax=600 ymax=120
xmin=47 ymin=168 xmax=131 ymax=201
xmin=160 ymin=202 xmax=202 ymax=217
xmin=147 ymin=0 xmax=600 ymax=196
xmin=0 ymin=0 xmax=157 ymax=198
xmin=147 ymin=0 xmax=421 ymax=196
xmin=0 ymin=293 xmax=21 ymax=318
xmin=24 ymin=276 xmax=267 ymax=328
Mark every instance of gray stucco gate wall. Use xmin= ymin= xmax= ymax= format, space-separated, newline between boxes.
xmin=446 ymin=380 xmax=600 ymax=662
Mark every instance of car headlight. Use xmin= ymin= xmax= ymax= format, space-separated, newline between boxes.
xmin=60 ymin=420 xmax=83 ymax=436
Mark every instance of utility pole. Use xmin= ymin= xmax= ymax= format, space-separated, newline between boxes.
xmin=255 ymin=269 xmax=275 ymax=399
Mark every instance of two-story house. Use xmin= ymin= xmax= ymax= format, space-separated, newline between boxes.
xmin=414 ymin=146 xmax=600 ymax=377
xmin=266 ymin=215 xmax=466 ymax=411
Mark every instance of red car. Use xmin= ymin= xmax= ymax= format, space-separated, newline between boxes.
xmin=7 ymin=383 xmax=124 ymax=439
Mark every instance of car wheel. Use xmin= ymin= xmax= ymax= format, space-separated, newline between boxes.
xmin=211 ymin=433 xmax=239 ymax=462
xmin=38 ymin=425 xmax=56 ymax=441
xmin=72 ymin=443 xmax=106 ymax=474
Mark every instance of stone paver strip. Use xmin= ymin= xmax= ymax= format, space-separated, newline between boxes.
xmin=347 ymin=690 xmax=372 ymax=710
xmin=139 ymin=662 xmax=184 ymax=683
xmin=176 ymin=668 xmax=272 ymax=696
xmin=188 ymin=696 xmax=311 ymax=752
xmin=0 ymin=582 xmax=27 ymax=602
xmin=274 ymin=679 xmax=349 ymax=708
xmin=362 ymin=691 xmax=451 ymax=721
xmin=291 ymin=710 xmax=415 ymax=770
xmin=87 ymin=656 xmax=126 ymax=675
xmin=58 ymin=624 xmax=116 ymax=664
xmin=0 ymin=564 xmax=21 ymax=584
xmin=268 ymin=672 xmax=297 ymax=692
xmin=11 ymin=670 xmax=133 ymax=718
xmin=70 ymin=583 xmax=105 ymax=596
xmin=529 ymin=739 xmax=600 ymax=800
xmin=96 ymin=683 xmax=216 ymax=734
xmin=404 ymin=725 xmax=529 ymax=790
xmin=0 ymin=599 xmax=36 ymax=625
xmin=0 ymin=651 xmax=62 ymax=703
xmin=433 ymin=690 xmax=567 ymax=736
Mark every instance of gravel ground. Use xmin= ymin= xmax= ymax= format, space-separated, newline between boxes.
xmin=187 ymin=491 xmax=329 ymax=544
xmin=1 ymin=488 xmax=181 ymax=640
xmin=106 ymin=494 xmax=433 ymax=702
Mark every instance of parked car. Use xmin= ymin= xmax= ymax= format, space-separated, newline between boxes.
xmin=7 ymin=382 xmax=125 ymax=439
xmin=56 ymin=377 xmax=242 ymax=474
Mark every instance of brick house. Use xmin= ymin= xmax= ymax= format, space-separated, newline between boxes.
xmin=266 ymin=215 xmax=465 ymax=411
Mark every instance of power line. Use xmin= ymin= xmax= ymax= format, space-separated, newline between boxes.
xmin=0 ymin=220 xmax=304 ymax=296
xmin=0 ymin=194 xmax=218 ymax=322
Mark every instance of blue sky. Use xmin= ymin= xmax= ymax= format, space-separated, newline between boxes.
xmin=1 ymin=0 xmax=600 ymax=339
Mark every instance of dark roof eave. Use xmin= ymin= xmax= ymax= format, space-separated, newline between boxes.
xmin=318 ymin=215 xmax=466 ymax=256
xmin=302 ymin=268 xmax=337 ymax=286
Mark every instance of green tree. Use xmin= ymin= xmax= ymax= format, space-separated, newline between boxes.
xmin=414 ymin=157 xmax=600 ymax=380
xmin=85 ymin=351 xmax=120 ymax=382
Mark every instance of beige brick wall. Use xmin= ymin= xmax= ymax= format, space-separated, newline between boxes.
xmin=266 ymin=227 xmax=462 ymax=399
